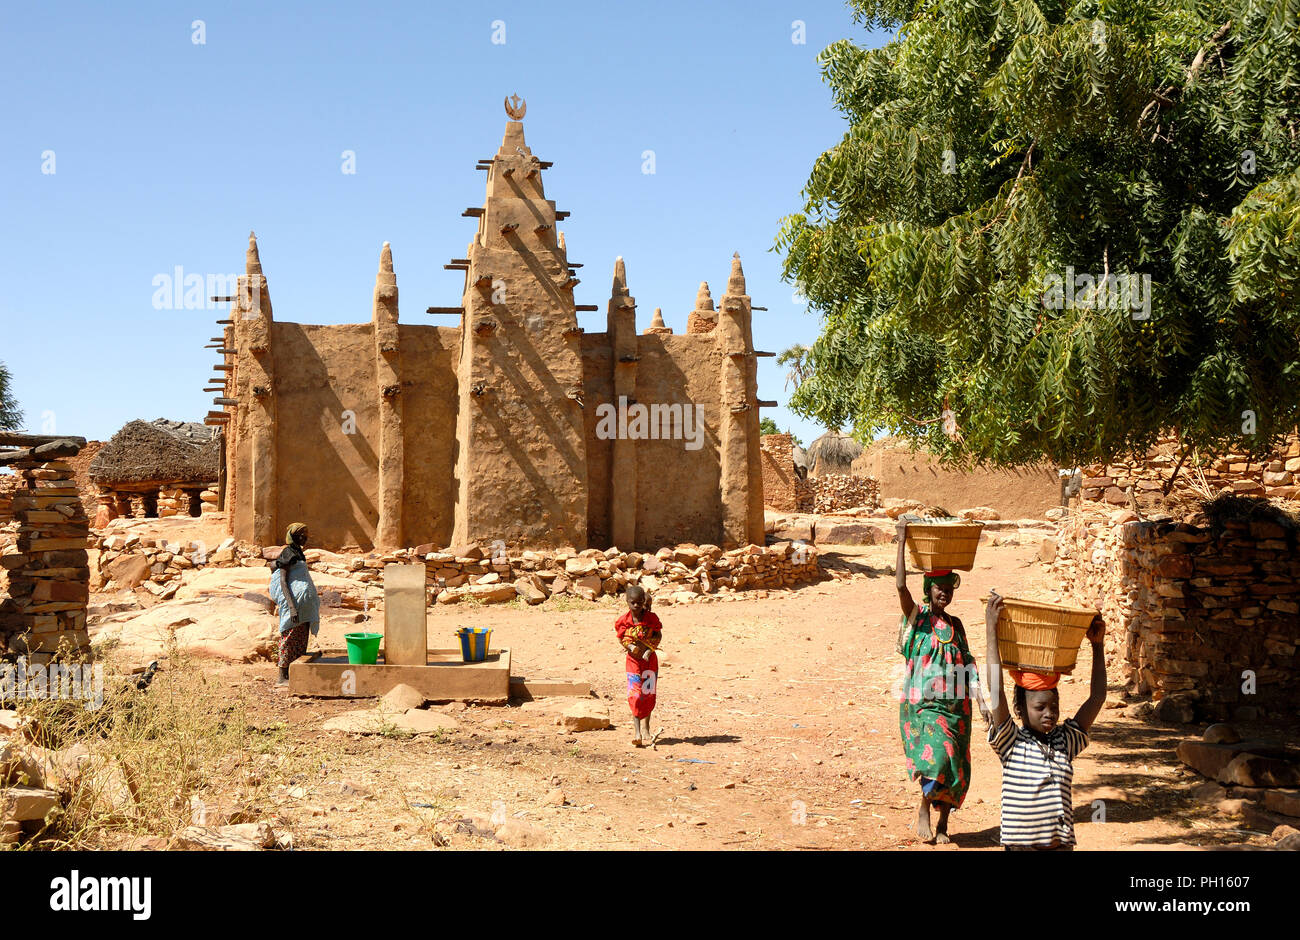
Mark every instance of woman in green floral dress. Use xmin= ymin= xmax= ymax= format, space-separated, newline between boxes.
xmin=894 ymin=519 xmax=978 ymax=844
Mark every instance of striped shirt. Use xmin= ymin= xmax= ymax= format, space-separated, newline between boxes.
xmin=989 ymin=716 xmax=1088 ymax=847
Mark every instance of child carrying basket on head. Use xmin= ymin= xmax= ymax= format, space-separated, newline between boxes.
xmin=983 ymin=590 xmax=1107 ymax=850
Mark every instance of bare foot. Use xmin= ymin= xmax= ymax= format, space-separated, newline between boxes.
xmin=915 ymin=799 xmax=933 ymax=842
xmin=631 ymin=738 xmax=645 ymax=749
xmin=934 ymin=804 xmax=952 ymax=844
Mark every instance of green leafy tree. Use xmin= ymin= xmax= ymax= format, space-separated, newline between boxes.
xmin=776 ymin=0 xmax=1300 ymax=474
xmin=0 ymin=361 xmax=21 ymax=431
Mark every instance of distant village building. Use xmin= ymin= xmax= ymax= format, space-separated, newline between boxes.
xmin=89 ymin=419 xmax=220 ymax=525
xmin=210 ymin=100 xmax=772 ymax=552
xmin=806 ymin=430 xmax=864 ymax=478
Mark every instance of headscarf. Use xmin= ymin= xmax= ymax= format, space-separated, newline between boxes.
xmin=923 ymin=569 xmax=960 ymax=598
xmin=286 ymin=522 xmax=308 ymax=546
xmin=1008 ymin=669 xmax=1059 ymax=691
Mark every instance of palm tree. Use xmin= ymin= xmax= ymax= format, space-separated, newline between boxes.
xmin=776 ymin=344 xmax=809 ymax=392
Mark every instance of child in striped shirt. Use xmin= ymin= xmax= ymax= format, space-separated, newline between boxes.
xmin=983 ymin=591 xmax=1107 ymax=850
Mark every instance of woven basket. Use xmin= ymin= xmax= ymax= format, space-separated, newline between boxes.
xmin=993 ymin=596 xmax=1097 ymax=674
xmin=905 ymin=521 xmax=983 ymax=572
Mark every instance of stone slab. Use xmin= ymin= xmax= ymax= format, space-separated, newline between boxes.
xmin=289 ymin=648 xmax=510 ymax=703
xmin=508 ymin=677 xmax=592 ymax=700
xmin=382 ymin=564 xmax=427 ymax=666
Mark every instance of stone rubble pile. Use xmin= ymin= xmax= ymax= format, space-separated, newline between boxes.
xmin=0 ymin=473 xmax=24 ymax=523
xmin=423 ymin=541 xmax=822 ymax=606
xmin=95 ymin=533 xmax=827 ymax=606
xmin=0 ymin=461 xmax=90 ymax=659
xmin=97 ymin=533 xmax=252 ymax=600
xmin=812 ymin=474 xmax=880 ymax=514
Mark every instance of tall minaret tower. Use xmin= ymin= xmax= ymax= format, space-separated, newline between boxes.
xmin=450 ymin=97 xmax=588 ymax=549
xmin=372 ymin=242 xmax=403 ymax=549
xmin=230 ymin=232 xmax=277 ymax=546
xmin=716 ymin=253 xmax=765 ymax=547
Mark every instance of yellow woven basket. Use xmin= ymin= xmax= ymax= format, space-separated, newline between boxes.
xmin=905 ymin=521 xmax=984 ymax=572
xmin=992 ymin=596 xmax=1097 ymax=674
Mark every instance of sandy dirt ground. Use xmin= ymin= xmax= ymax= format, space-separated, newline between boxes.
xmin=152 ymin=541 xmax=1291 ymax=851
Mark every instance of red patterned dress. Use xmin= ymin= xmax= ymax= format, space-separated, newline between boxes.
xmin=615 ymin=610 xmax=662 ymax=719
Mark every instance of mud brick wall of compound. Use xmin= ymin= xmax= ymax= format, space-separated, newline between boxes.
xmin=854 ymin=445 xmax=1060 ymax=519
xmin=760 ymin=433 xmax=801 ymax=512
xmin=1052 ymin=505 xmax=1300 ymax=717
xmin=1079 ymin=433 xmax=1300 ymax=504
xmin=223 ymin=116 xmax=765 ymax=555
xmin=0 ymin=461 xmax=90 ymax=658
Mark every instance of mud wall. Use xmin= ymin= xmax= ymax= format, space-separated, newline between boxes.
xmin=632 ymin=334 xmax=724 ymax=549
xmin=270 ymin=323 xmax=381 ymax=551
xmin=399 ymin=324 xmax=461 ymax=548
xmin=581 ymin=337 xmax=614 ymax=547
xmin=856 ymin=442 xmax=1059 ymax=519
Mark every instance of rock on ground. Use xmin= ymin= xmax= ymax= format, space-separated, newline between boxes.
xmin=1218 ymin=753 xmax=1300 ymax=789
xmin=169 ymin=822 xmax=278 ymax=850
xmin=379 ymin=683 xmax=426 ymax=712
xmin=89 ymin=596 xmax=277 ymax=663
xmin=562 ymin=699 xmax=611 ymax=732
xmin=1 ymin=785 xmax=59 ymax=822
xmin=494 ymin=817 xmax=549 ymax=848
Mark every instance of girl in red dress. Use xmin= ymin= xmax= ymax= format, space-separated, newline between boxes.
xmin=615 ymin=584 xmax=662 ymax=748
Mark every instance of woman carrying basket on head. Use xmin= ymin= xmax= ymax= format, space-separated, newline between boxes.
xmin=894 ymin=519 xmax=979 ymax=844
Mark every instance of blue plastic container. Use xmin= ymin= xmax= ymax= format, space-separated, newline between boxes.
xmin=456 ymin=627 xmax=492 ymax=663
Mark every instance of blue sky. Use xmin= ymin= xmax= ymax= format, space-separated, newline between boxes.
xmin=0 ymin=1 xmax=887 ymax=445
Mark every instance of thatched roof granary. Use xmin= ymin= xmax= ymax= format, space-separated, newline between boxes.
xmin=89 ymin=419 xmax=219 ymax=488
xmin=806 ymin=430 xmax=864 ymax=477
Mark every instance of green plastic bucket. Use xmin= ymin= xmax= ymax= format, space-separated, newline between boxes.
xmin=344 ymin=632 xmax=383 ymax=665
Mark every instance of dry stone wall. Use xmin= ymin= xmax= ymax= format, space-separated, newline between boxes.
xmin=0 ymin=461 xmax=90 ymax=659
xmin=1079 ymin=433 xmax=1300 ymax=504
xmin=1051 ymin=500 xmax=1300 ymax=718
xmin=759 ymin=433 xmax=817 ymax=512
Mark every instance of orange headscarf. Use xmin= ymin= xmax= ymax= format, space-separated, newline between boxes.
xmin=1008 ymin=669 xmax=1059 ymax=690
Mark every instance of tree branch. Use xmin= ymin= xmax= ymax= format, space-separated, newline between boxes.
xmin=1140 ymin=21 xmax=1232 ymax=126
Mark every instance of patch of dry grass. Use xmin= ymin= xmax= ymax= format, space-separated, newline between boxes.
xmin=8 ymin=646 xmax=311 ymax=850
